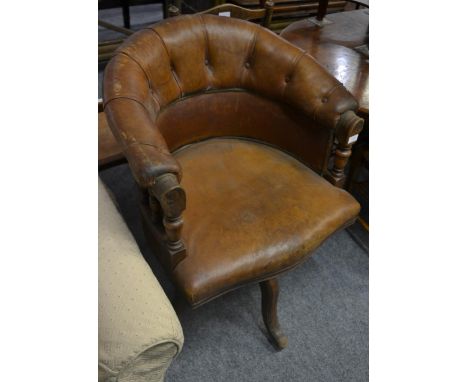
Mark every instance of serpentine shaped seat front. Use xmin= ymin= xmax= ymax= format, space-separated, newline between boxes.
xmin=103 ymin=14 xmax=363 ymax=349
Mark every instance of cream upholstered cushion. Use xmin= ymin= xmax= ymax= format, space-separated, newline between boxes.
xmin=99 ymin=179 xmax=183 ymax=382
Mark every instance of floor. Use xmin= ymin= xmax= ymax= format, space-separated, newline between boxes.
xmin=99 ymin=164 xmax=369 ymax=382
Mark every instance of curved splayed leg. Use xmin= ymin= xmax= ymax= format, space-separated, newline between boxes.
xmin=260 ymin=278 xmax=288 ymax=350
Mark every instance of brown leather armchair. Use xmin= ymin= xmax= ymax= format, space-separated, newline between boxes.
xmin=103 ymin=14 xmax=363 ymax=350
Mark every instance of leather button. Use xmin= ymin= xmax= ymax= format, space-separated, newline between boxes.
xmin=285 ymin=76 xmax=291 ymax=83
xmin=245 ymin=62 xmax=251 ymax=69
xmin=321 ymin=97 xmax=328 ymax=103
xmin=205 ymin=59 xmax=209 ymax=65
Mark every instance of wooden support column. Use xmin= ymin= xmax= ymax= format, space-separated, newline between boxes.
xmin=326 ymin=111 xmax=364 ymax=188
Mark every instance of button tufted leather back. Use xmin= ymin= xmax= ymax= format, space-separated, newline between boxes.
xmin=103 ymin=15 xmax=357 ymax=130
xmin=103 ymin=15 xmax=360 ymax=187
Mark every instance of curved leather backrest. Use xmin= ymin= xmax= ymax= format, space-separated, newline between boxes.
xmin=103 ymin=15 xmax=357 ymax=130
xmin=155 ymin=92 xmax=333 ymax=175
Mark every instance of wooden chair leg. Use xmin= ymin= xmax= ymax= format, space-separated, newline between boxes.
xmin=260 ymin=278 xmax=288 ymax=350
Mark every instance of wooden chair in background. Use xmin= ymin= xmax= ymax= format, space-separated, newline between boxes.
xmin=98 ymin=20 xmax=134 ymax=63
xmin=228 ymin=0 xmax=347 ymax=32
xmin=169 ymin=1 xmax=274 ymax=28
xmin=99 ymin=0 xmax=171 ymax=28
xmin=347 ymin=0 xmax=369 ymax=10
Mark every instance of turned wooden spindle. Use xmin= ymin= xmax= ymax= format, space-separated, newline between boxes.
xmin=168 ymin=4 xmax=181 ymax=18
xmin=150 ymin=173 xmax=187 ymax=269
xmin=326 ymin=111 xmax=364 ymax=188
xmin=163 ymin=215 xmax=185 ymax=253
xmin=329 ymin=146 xmax=352 ymax=184
xmin=148 ymin=193 xmax=160 ymax=223
xmin=263 ymin=1 xmax=274 ymax=27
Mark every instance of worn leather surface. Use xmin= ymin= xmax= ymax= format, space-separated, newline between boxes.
xmin=155 ymin=91 xmax=332 ymax=175
xmin=171 ymin=138 xmax=360 ymax=305
xmin=102 ymin=15 xmax=361 ymax=308
xmin=103 ymin=15 xmax=358 ymax=188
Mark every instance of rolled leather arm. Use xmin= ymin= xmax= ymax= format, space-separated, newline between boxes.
xmin=282 ymin=52 xmax=361 ymax=131
xmin=123 ymin=143 xmax=181 ymax=188
xmin=104 ymin=97 xmax=182 ymax=189
xmin=104 ymin=96 xmax=187 ymax=267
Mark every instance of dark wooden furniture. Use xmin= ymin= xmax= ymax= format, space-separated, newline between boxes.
xmin=169 ymin=1 xmax=274 ymax=27
xmin=98 ymin=101 xmax=125 ymax=169
xmin=98 ymin=0 xmax=173 ymax=62
xmin=102 ymin=15 xmax=363 ymax=349
xmin=281 ymin=8 xmax=369 ymax=115
xmin=281 ymin=9 xmax=369 ymax=227
xmin=347 ymin=0 xmax=368 ymax=9
xmin=228 ymin=0 xmax=347 ymax=32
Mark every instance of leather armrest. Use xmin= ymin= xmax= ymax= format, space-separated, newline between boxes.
xmin=281 ymin=52 xmax=360 ymax=131
xmin=104 ymin=97 xmax=187 ymax=266
xmin=104 ymin=97 xmax=181 ymax=189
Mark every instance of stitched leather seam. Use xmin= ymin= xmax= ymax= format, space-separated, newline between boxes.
xmin=172 ymin=136 xmax=325 ymax=176
xmin=282 ymin=50 xmax=307 ymax=97
xmin=156 ymin=88 xmax=247 ymax=113
xmin=104 ymin=99 xmax=151 ymax=161
xmin=147 ymin=28 xmax=184 ymax=98
xmin=118 ymin=33 xmax=162 ymax=111
xmin=152 ymin=87 xmax=339 ymax=130
xmin=126 ymin=141 xmax=168 ymax=154
xmin=310 ymin=83 xmax=345 ymax=124
xmin=247 ymin=27 xmax=259 ymax=65
xmin=171 ymin=69 xmax=184 ymax=97
xmin=104 ymin=96 xmax=150 ymax=114
xmin=240 ymin=29 xmax=259 ymax=86
xmin=290 ymin=49 xmax=307 ymax=76
xmin=240 ymin=27 xmax=259 ymax=87
xmin=186 ymin=216 xmax=357 ymax=307
xmin=325 ymin=83 xmax=345 ymax=98
xmin=150 ymin=91 xmax=161 ymax=113
xmin=199 ymin=15 xmax=210 ymax=61
xmin=199 ymin=15 xmax=213 ymax=89
xmin=117 ymin=51 xmax=152 ymax=90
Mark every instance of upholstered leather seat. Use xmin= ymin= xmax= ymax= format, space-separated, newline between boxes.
xmin=172 ymin=138 xmax=359 ymax=306
xmin=103 ymin=15 xmax=364 ymax=349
